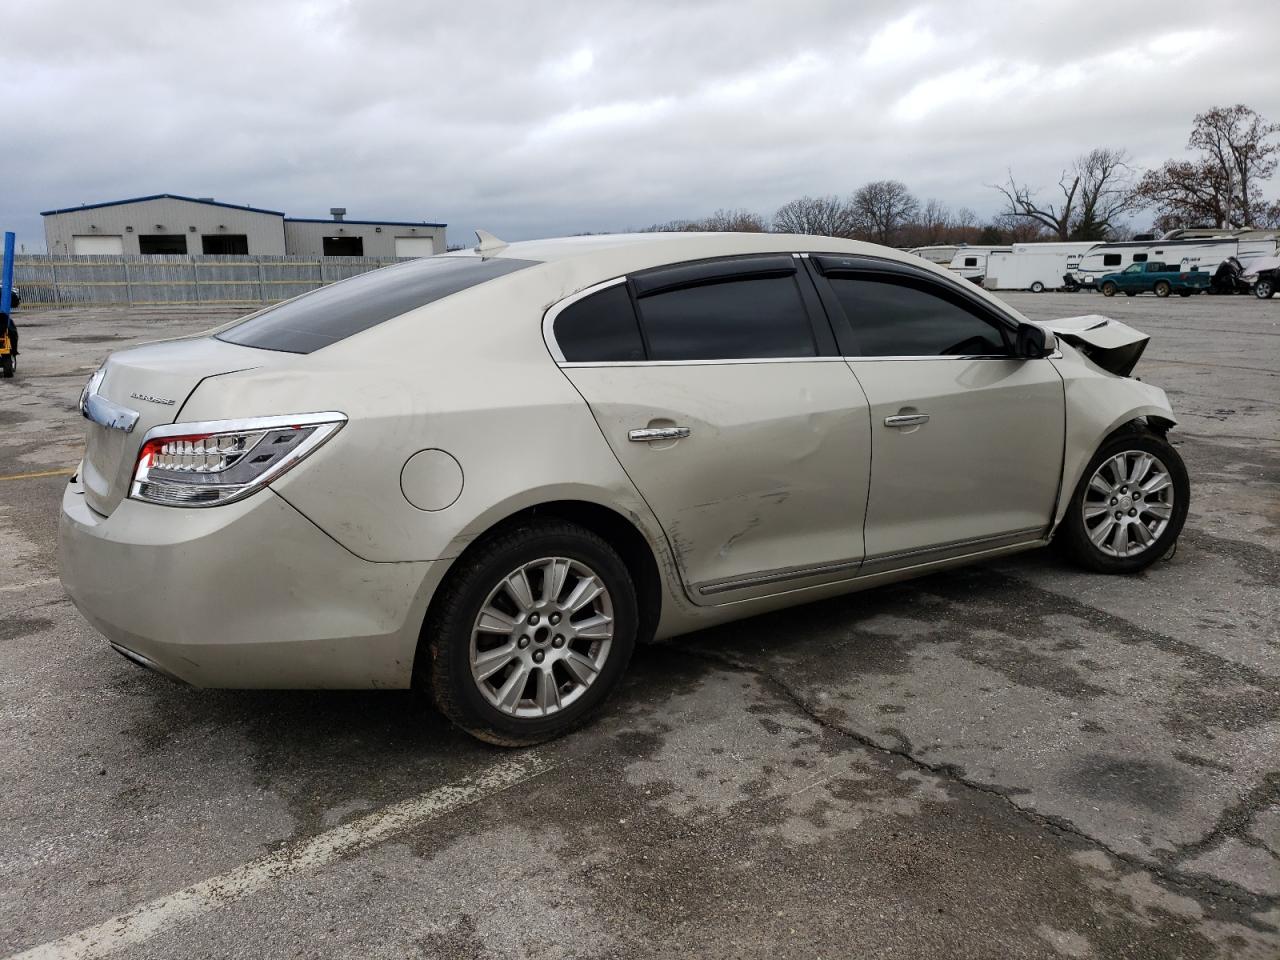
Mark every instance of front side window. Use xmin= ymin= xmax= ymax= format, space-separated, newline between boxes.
xmin=553 ymin=284 xmax=645 ymax=362
xmin=1124 ymin=264 xmax=1143 ymax=274
xmin=636 ymin=275 xmax=817 ymax=362
xmin=827 ymin=275 xmax=1010 ymax=357
xmin=1103 ymin=254 xmax=1122 ymax=266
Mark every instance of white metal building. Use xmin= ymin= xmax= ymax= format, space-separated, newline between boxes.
xmin=41 ymin=194 xmax=446 ymax=257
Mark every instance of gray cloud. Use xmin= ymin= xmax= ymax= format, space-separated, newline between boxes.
xmin=4 ymin=0 xmax=1279 ymax=251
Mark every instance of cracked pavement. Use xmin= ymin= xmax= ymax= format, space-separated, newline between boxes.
xmin=1 ymin=293 xmax=1277 ymax=959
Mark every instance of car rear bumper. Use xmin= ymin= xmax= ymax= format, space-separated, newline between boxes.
xmin=58 ymin=472 xmax=441 ymax=689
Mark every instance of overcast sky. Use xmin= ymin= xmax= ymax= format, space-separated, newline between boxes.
xmin=4 ymin=0 xmax=1279 ymax=252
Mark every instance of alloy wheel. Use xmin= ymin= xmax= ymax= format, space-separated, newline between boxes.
xmin=1081 ymin=451 xmax=1176 ymax=558
xmin=470 ymin=557 xmax=614 ymax=718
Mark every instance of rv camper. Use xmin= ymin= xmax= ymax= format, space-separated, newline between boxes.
xmin=983 ymin=242 xmax=1099 ymax=292
xmin=1070 ymin=238 xmax=1246 ymax=289
xmin=946 ymin=246 xmax=1011 ymax=284
xmin=907 ymin=244 xmax=961 ymax=265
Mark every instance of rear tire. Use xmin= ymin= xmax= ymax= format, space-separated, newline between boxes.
xmin=1030 ymin=281 xmax=1045 ymax=293
xmin=1257 ymin=279 xmax=1275 ymax=299
xmin=420 ymin=519 xmax=637 ymax=746
xmin=1059 ymin=427 xmax=1189 ymax=575
xmin=1101 ymin=281 xmax=1117 ymax=297
xmin=0 ymin=355 xmax=12 ymax=378
xmin=1178 ymin=290 xmax=1192 ymax=297
xmin=1154 ymin=281 xmax=1171 ymax=298
xmin=1124 ymin=291 xmax=1136 ymax=297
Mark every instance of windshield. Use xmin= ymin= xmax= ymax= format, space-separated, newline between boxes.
xmin=216 ymin=256 xmax=537 ymax=354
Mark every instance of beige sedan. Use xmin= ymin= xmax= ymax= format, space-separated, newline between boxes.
xmin=59 ymin=232 xmax=1188 ymax=744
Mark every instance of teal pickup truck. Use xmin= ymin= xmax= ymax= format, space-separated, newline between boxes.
xmin=1099 ymin=261 xmax=1211 ymax=298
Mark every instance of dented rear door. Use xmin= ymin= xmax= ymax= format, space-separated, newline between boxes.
xmin=553 ymin=259 xmax=871 ymax=605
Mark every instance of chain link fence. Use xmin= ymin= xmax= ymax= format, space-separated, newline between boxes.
xmin=13 ymin=254 xmax=405 ymax=306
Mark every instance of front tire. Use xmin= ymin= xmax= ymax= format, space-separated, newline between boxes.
xmin=1059 ymin=427 xmax=1189 ymax=574
xmin=1101 ymin=281 xmax=1117 ymax=297
xmin=421 ymin=519 xmax=637 ymax=746
xmin=1154 ymin=281 xmax=1171 ymax=298
xmin=1030 ymin=281 xmax=1045 ymax=293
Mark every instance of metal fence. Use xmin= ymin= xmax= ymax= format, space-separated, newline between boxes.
xmin=12 ymin=254 xmax=406 ymax=306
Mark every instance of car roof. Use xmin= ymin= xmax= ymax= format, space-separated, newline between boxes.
xmin=477 ymin=231 xmax=918 ymax=268
xmin=456 ymin=231 xmax=1028 ymax=325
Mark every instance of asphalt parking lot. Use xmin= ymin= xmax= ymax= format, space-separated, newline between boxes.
xmin=1 ymin=292 xmax=1277 ymax=959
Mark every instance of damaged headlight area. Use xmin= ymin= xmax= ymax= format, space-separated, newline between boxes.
xmin=130 ymin=412 xmax=346 ymax=507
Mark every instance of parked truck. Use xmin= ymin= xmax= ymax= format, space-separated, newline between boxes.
xmin=1098 ymin=261 xmax=1212 ymax=298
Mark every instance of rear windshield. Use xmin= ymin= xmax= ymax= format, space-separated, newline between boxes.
xmin=216 ymin=256 xmax=537 ymax=354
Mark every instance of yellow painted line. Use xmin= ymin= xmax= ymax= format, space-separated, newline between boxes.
xmin=0 ymin=467 xmax=76 ymax=482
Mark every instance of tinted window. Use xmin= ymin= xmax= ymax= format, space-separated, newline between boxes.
xmin=827 ymin=275 xmax=1010 ymax=357
xmin=217 ymin=256 xmax=536 ymax=354
xmin=1133 ymin=253 xmax=1148 ymax=263
xmin=1103 ymin=254 xmax=1122 ymax=266
xmin=964 ymin=257 xmax=978 ymax=266
xmin=554 ymin=284 xmax=644 ymax=362
xmin=637 ymin=275 xmax=817 ymax=361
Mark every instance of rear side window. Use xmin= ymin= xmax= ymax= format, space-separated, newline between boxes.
xmin=964 ymin=256 xmax=978 ymax=267
xmin=553 ymin=284 xmax=644 ymax=362
xmin=827 ymin=275 xmax=1010 ymax=357
xmin=1133 ymin=253 xmax=1148 ymax=263
xmin=636 ymin=275 xmax=817 ymax=361
xmin=1103 ymin=254 xmax=1122 ymax=266
xmin=217 ymin=256 xmax=536 ymax=354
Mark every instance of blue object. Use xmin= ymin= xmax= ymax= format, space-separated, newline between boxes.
xmin=1 ymin=231 xmax=14 ymax=315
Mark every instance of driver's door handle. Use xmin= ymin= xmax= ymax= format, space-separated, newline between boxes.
xmin=884 ymin=414 xmax=930 ymax=428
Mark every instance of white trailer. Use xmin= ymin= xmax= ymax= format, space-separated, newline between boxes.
xmin=1071 ymin=238 xmax=1243 ymax=289
xmin=984 ymin=242 xmax=1099 ymax=292
xmin=946 ymin=246 xmax=1010 ymax=284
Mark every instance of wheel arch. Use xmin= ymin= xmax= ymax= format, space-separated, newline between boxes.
xmin=1053 ymin=400 xmax=1179 ymax=530
xmin=411 ymin=497 xmax=666 ymax=685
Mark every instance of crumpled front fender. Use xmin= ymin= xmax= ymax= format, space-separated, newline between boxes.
xmin=1050 ymin=342 xmax=1177 ymax=529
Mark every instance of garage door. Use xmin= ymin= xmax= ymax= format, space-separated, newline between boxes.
xmin=73 ymin=235 xmax=125 ymax=255
xmin=394 ymin=236 xmax=436 ymax=258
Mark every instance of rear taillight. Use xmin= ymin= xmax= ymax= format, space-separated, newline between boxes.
xmin=130 ymin=412 xmax=345 ymax=507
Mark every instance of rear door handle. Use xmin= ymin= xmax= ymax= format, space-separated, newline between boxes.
xmin=628 ymin=426 xmax=691 ymax=442
xmin=884 ymin=414 xmax=929 ymax=428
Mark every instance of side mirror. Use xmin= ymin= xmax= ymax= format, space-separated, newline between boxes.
xmin=1016 ymin=323 xmax=1055 ymax=359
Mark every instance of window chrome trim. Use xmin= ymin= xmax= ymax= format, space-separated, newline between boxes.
xmin=542 ymin=276 xmax=629 ymax=364
xmin=559 ymin=356 xmax=852 ymax=369
xmin=841 ymin=354 xmax=1016 ymax=362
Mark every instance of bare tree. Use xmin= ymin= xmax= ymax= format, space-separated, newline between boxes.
xmin=1072 ymin=148 xmax=1141 ymax=240
xmin=1136 ymin=104 xmax=1280 ymax=228
xmin=1135 ymin=160 xmax=1230 ymax=229
xmin=918 ymin=198 xmax=952 ymax=241
xmin=994 ymin=170 xmax=1078 ymax=240
xmin=772 ymin=195 xmax=858 ymax=237
xmin=1190 ymin=105 xmax=1280 ymax=226
xmin=851 ymin=180 xmax=920 ymax=244
xmin=641 ymin=208 xmax=767 ymax=233
xmin=988 ymin=213 xmax=1053 ymax=243
xmin=993 ymin=148 xmax=1137 ymax=240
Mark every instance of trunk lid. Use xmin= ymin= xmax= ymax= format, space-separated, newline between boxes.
xmin=80 ymin=337 xmax=266 ymax=515
xmin=1039 ymin=315 xmax=1150 ymax=377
